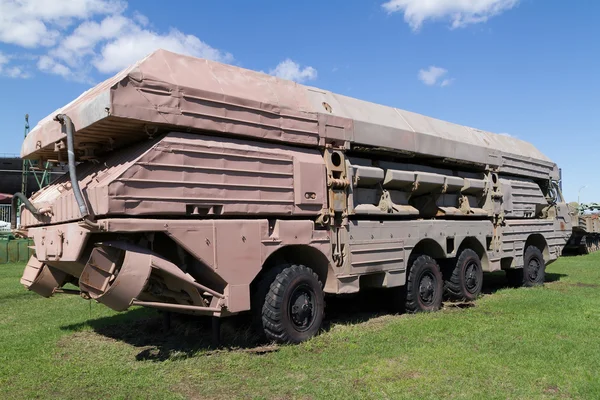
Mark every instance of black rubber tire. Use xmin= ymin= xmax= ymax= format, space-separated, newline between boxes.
xmin=444 ymin=249 xmax=483 ymax=301
xmin=251 ymin=265 xmax=285 ymax=340
xmin=506 ymin=246 xmax=545 ymax=287
xmin=405 ymin=255 xmax=443 ymax=313
xmin=522 ymin=246 xmax=545 ymax=287
xmin=259 ymin=264 xmax=325 ymax=344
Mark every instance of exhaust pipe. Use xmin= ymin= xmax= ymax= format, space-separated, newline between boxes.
xmin=54 ymin=114 xmax=90 ymax=219
xmin=14 ymin=114 xmax=98 ymax=230
xmin=11 ymin=192 xmax=41 ymax=229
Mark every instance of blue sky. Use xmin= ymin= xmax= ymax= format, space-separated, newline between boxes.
xmin=0 ymin=0 xmax=598 ymax=203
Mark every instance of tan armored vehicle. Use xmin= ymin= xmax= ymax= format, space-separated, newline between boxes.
xmin=17 ymin=50 xmax=572 ymax=343
xmin=564 ymin=203 xmax=600 ymax=254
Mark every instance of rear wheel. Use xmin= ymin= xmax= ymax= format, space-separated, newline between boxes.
xmin=258 ymin=264 xmax=324 ymax=344
xmin=506 ymin=246 xmax=545 ymax=287
xmin=523 ymin=246 xmax=545 ymax=287
xmin=405 ymin=255 xmax=443 ymax=313
xmin=445 ymin=249 xmax=483 ymax=301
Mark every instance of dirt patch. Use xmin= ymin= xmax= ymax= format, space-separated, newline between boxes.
xmin=542 ymin=384 xmax=572 ymax=399
xmin=172 ymin=381 xmax=312 ymax=400
xmin=57 ymin=331 xmax=119 ymax=348
xmin=573 ymin=282 xmax=599 ymax=288
xmin=443 ymin=301 xmax=476 ymax=310
xmin=551 ymin=282 xmax=599 ymax=292
xmin=171 ymin=383 xmax=223 ymax=400
xmin=544 ymin=385 xmax=560 ymax=394
xmin=352 ymin=377 xmax=365 ymax=389
xmin=381 ymin=370 xmax=422 ymax=382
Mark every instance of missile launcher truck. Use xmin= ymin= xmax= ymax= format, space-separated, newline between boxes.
xmin=16 ymin=50 xmax=572 ymax=343
xmin=564 ymin=203 xmax=600 ymax=254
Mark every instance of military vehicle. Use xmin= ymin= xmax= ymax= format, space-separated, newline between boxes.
xmin=16 ymin=50 xmax=571 ymax=344
xmin=564 ymin=203 xmax=600 ymax=254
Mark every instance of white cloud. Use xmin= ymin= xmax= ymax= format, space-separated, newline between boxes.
xmin=0 ymin=51 xmax=30 ymax=78
xmin=440 ymin=78 xmax=454 ymax=87
xmin=37 ymin=55 xmax=72 ymax=78
xmin=53 ymin=14 xmax=132 ymax=66
xmin=269 ymin=59 xmax=317 ymax=83
xmin=132 ymin=10 xmax=149 ymax=26
xmin=94 ymin=28 xmax=233 ymax=74
xmin=2 ymin=1 xmax=318 ymax=86
xmin=0 ymin=0 xmax=125 ymax=48
xmin=0 ymin=1 xmax=234 ymax=81
xmin=2 ymin=65 xmax=29 ymax=78
xmin=418 ymin=66 xmax=450 ymax=86
xmin=382 ymin=0 xmax=519 ymax=31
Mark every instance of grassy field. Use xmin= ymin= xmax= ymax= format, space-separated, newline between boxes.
xmin=2 ymin=254 xmax=600 ymax=399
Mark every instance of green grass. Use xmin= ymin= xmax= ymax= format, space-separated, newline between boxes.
xmin=2 ymin=254 xmax=600 ymax=399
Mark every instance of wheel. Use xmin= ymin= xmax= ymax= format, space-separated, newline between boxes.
xmin=506 ymin=246 xmax=545 ymax=287
xmin=258 ymin=264 xmax=324 ymax=344
xmin=444 ymin=249 xmax=483 ymax=301
xmin=523 ymin=246 xmax=545 ymax=287
xmin=405 ymin=255 xmax=443 ymax=313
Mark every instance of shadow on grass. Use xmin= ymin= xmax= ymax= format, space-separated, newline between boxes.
xmin=59 ymin=269 xmax=568 ymax=361
xmin=61 ymin=308 xmax=263 ymax=361
xmin=59 ymin=292 xmax=391 ymax=362
xmin=481 ymin=270 xmax=567 ymax=295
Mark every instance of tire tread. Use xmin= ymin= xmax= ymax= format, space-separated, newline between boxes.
xmin=405 ymin=254 xmax=443 ymax=313
xmin=259 ymin=264 xmax=323 ymax=343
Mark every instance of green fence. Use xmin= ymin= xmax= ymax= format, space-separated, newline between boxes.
xmin=0 ymin=236 xmax=34 ymax=264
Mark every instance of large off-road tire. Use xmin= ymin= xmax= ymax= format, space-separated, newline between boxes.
xmin=252 ymin=265 xmax=284 ymax=340
xmin=444 ymin=249 xmax=483 ymax=301
xmin=405 ymin=255 xmax=443 ymax=313
xmin=258 ymin=264 xmax=325 ymax=344
xmin=506 ymin=246 xmax=546 ymax=287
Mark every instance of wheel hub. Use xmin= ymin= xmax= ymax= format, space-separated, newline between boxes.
xmin=465 ymin=262 xmax=479 ymax=293
xmin=419 ymin=274 xmax=436 ymax=305
xmin=528 ymin=258 xmax=540 ymax=280
xmin=289 ymin=285 xmax=315 ymax=331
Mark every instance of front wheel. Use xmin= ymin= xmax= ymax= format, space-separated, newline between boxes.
xmin=260 ymin=264 xmax=324 ymax=344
